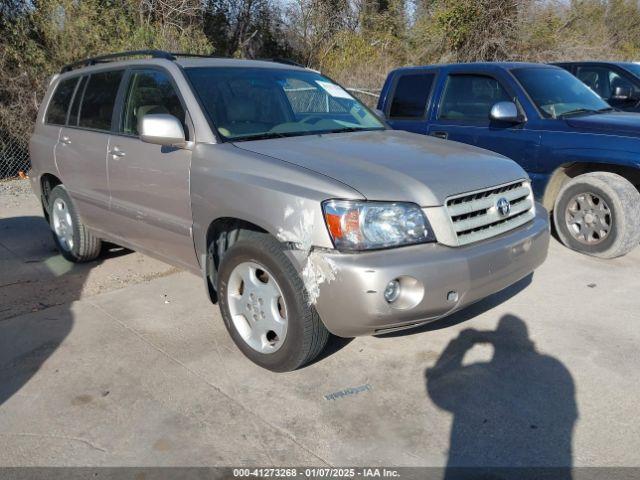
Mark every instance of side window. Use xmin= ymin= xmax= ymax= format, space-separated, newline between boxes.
xmin=389 ymin=73 xmax=435 ymax=119
xmin=576 ymin=67 xmax=609 ymax=98
xmin=122 ymin=70 xmax=186 ymax=137
xmin=439 ymin=74 xmax=511 ymax=121
xmin=45 ymin=78 xmax=79 ymax=125
xmin=78 ymin=70 xmax=123 ymax=131
xmin=68 ymin=76 xmax=88 ymax=126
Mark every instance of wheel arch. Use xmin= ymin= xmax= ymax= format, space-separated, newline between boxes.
xmin=203 ymin=217 xmax=270 ymax=304
xmin=542 ymin=162 xmax=640 ymax=211
xmin=40 ymin=173 xmax=63 ymax=221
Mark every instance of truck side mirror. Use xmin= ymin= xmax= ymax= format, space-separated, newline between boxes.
xmin=139 ymin=114 xmax=186 ymax=146
xmin=490 ymin=101 xmax=522 ymax=123
xmin=612 ymin=86 xmax=633 ymax=101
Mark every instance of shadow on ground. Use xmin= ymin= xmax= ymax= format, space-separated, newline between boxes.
xmin=0 ymin=215 xmax=125 ymax=407
xmin=426 ymin=314 xmax=577 ymax=479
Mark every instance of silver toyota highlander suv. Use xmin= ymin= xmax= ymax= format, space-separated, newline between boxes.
xmin=29 ymin=51 xmax=550 ymax=371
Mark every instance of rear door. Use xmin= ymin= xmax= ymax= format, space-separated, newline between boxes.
xmin=426 ymin=72 xmax=540 ymax=172
xmin=56 ymin=70 xmax=124 ymax=229
xmin=106 ymin=67 xmax=196 ymax=269
xmin=384 ymin=70 xmax=437 ymax=135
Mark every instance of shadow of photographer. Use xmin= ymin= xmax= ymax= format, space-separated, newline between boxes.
xmin=426 ymin=314 xmax=577 ymax=479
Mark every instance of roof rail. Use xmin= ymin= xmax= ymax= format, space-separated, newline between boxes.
xmin=60 ymin=50 xmax=307 ymax=73
xmin=60 ymin=50 xmax=177 ymax=73
xmin=264 ymin=58 xmax=307 ymax=68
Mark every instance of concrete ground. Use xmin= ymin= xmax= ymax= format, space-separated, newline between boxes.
xmin=1 ymin=178 xmax=639 ymax=468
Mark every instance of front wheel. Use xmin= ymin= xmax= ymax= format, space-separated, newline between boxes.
xmin=553 ymin=172 xmax=640 ymax=258
xmin=217 ymin=231 xmax=329 ymax=372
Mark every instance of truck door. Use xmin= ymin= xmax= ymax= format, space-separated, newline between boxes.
xmin=426 ymin=73 xmax=541 ymax=173
xmin=383 ymin=70 xmax=436 ymax=135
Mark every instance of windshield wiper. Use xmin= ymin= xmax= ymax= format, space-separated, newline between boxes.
xmin=230 ymin=131 xmax=301 ymax=142
xmin=559 ymin=108 xmax=600 ymax=118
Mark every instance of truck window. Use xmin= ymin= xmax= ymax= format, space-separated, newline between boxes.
xmin=121 ymin=70 xmax=187 ymax=138
xmin=389 ymin=73 xmax=434 ymax=119
xmin=78 ymin=70 xmax=124 ymax=131
xmin=45 ymin=77 xmax=79 ymax=125
xmin=576 ymin=66 xmax=639 ymax=99
xmin=439 ymin=74 xmax=510 ymax=121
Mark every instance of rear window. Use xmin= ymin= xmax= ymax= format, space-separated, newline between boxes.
xmin=389 ymin=73 xmax=435 ymax=119
xmin=78 ymin=70 xmax=124 ymax=131
xmin=45 ymin=78 xmax=79 ymax=125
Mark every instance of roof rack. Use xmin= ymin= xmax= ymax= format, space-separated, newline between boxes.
xmin=60 ymin=50 xmax=307 ymax=73
xmin=61 ymin=50 xmax=178 ymax=73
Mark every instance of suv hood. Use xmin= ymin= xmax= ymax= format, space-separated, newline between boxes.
xmin=232 ymin=130 xmax=527 ymax=207
xmin=565 ymin=112 xmax=640 ymax=137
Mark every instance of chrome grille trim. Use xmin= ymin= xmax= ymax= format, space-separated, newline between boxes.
xmin=445 ymin=180 xmax=536 ymax=246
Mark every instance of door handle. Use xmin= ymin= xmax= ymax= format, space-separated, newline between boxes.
xmin=60 ymin=135 xmax=71 ymax=145
xmin=430 ymin=131 xmax=448 ymax=140
xmin=109 ymin=146 xmax=126 ymax=158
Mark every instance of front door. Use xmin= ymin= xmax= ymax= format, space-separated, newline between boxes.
xmin=426 ymin=73 xmax=541 ymax=173
xmin=107 ymin=68 xmax=196 ymax=269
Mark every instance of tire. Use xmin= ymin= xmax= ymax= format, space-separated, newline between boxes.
xmin=553 ymin=172 xmax=640 ymax=258
xmin=217 ymin=231 xmax=329 ymax=372
xmin=48 ymin=185 xmax=102 ymax=262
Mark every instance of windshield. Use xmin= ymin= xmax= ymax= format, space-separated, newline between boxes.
xmin=185 ymin=67 xmax=384 ymax=141
xmin=621 ymin=62 xmax=640 ymax=79
xmin=512 ymin=67 xmax=611 ymax=118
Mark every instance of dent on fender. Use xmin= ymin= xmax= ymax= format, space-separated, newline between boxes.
xmin=276 ymin=200 xmax=338 ymax=305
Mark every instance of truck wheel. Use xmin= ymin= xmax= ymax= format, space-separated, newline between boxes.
xmin=48 ymin=185 xmax=102 ymax=262
xmin=217 ymin=231 xmax=329 ymax=372
xmin=553 ymin=172 xmax=640 ymax=258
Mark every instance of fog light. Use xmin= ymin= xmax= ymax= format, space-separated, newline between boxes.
xmin=384 ymin=280 xmax=401 ymax=303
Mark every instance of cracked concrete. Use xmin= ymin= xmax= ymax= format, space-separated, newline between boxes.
xmin=1 ymin=179 xmax=640 ymax=467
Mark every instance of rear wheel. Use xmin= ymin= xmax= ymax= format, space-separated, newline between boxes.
xmin=49 ymin=185 xmax=102 ymax=262
xmin=553 ymin=172 xmax=640 ymax=258
xmin=217 ymin=231 xmax=329 ymax=372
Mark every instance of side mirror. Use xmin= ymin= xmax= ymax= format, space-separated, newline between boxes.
xmin=612 ymin=86 xmax=633 ymax=100
xmin=139 ymin=114 xmax=186 ymax=146
xmin=490 ymin=101 xmax=522 ymax=123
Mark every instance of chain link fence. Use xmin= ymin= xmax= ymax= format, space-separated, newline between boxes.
xmin=0 ymin=118 xmax=32 ymax=180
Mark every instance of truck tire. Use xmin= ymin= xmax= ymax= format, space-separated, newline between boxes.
xmin=217 ymin=231 xmax=329 ymax=372
xmin=553 ymin=172 xmax=640 ymax=258
xmin=48 ymin=185 xmax=102 ymax=262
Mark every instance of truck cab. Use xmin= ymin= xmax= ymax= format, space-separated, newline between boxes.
xmin=378 ymin=62 xmax=640 ymax=258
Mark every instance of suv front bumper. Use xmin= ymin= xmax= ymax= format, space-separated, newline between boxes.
xmin=314 ymin=206 xmax=550 ymax=337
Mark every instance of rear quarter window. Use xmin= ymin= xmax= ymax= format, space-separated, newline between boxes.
xmin=78 ymin=70 xmax=124 ymax=131
xmin=389 ymin=73 xmax=435 ymax=119
xmin=45 ymin=78 xmax=79 ymax=125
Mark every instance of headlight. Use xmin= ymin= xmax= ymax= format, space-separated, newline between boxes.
xmin=322 ymin=200 xmax=435 ymax=250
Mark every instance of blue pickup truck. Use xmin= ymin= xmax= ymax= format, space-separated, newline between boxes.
xmin=378 ymin=62 xmax=640 ymax=258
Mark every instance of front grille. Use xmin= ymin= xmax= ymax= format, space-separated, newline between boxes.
xmin=446 ymin=180 xmax=535 ymax=246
